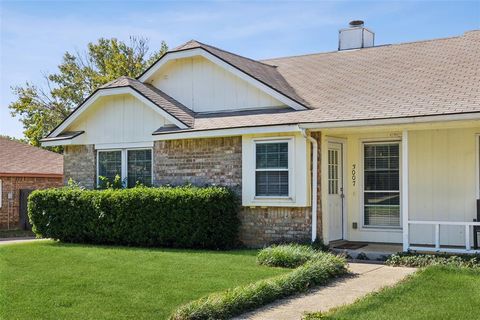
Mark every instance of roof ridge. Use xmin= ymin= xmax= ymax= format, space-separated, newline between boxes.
xmin=263 ymin=31 xmax=472 ymax=62
xmin=175 ymin=39 xmax=277 ymax=68
xmin=0 ymin=136 xmax=61 ymax=155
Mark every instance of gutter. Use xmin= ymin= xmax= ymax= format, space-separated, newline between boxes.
xmin=301 ymin=128 xmax=318 ymax=243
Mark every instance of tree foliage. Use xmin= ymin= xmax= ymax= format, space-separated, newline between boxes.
xmin=9 ymin=37 xmax=167 ymax=151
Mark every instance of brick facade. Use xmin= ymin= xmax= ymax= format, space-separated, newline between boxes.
xmin=64 ymin=145 xmax=96 ymax=189
xmin=153 ymin=137 xmax=242 ymax=193
xmin=152 ymin=135 xmax=322 ymax=247
xmin=0 ymin=176 xmax=63 ymax=229
xmin=311 ymin=131 xmax=322 ymax=240
xmin=62 ymin=135 xmax=322 ymax=247
xmin=239 ymin=207 xmax=312 ymax=247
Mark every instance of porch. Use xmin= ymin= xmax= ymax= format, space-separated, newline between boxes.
xmin=329 ymin=241 xmax=402 ymax=260
xmin=313 ymin=120 xmax=480 ymax=254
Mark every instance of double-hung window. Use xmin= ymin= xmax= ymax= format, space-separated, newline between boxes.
xmin=97 ymin=149 xmax=152 ymax=188
xmin=363 ymin=142 xmax=400 ymax=228
xmin=255 ymin=141 xmax=289 ymax=197
xmin=98 ymin=151 xmax=122 ymax=184
xmin=127 ymin=149 xmax=152 ymax=187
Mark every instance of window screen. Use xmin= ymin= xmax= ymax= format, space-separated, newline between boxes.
xmin=98 ymin=151 xmax=122 ymax=184
xmin=255 ymin=142 xmax=289 ymax=196
xmin=364 ymin=143 xmax=400 ymax=227
xmin=127 ymin=149 xmax=152 ymax=187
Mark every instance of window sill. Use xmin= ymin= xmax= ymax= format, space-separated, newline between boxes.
xmin=243 ymin=195 xmax=309 ymax=208
xmin=360 ymin=226 xmax=403 ymax=232
xmin=254 ymin=196 xmax=292 ymax=200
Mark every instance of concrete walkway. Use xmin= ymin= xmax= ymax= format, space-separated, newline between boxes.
xmin=0 ymin=237 xmax=44 ymax=245
xmin=235 ymin=263 xmax=416 ymax=320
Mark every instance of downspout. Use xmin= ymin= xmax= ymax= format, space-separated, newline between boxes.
xmin=301 ymin=128 xmax=318 ymax=243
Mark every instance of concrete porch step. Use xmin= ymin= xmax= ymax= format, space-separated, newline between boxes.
xmin=330 ymin=241 xmax=402 ymax=261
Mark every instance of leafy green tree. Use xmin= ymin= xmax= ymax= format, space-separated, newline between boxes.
xmin=9 ymin=37 xmax=167 ymax=151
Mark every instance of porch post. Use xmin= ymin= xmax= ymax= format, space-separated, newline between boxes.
xmin=402 ymin=129 xmax=409 ymax=251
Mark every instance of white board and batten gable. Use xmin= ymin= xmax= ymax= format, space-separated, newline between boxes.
xmin=147 ymin=56 xmax=286 ymax=113
xmin=64 ymin=93 xmax=173 ymax=148
xmin=139 ymin=46 xmax=307 ymax=113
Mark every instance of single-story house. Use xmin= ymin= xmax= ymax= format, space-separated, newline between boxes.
xmin=0 ymin=137 xmax=63 ymax=230
xmin=41 ymin=21 xmax=480 ymax=253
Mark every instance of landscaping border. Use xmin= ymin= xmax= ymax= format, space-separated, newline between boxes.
xmin=169 ymin=249 xmax=346 ymax=320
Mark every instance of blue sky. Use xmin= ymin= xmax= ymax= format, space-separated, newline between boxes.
xmin=1 ymin=0 xmax=479 ymax=138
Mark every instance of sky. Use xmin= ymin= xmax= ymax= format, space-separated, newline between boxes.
xmin=0 ymin=0 xmax=479 ymax=138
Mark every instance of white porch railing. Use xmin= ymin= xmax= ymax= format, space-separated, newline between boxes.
xmin=406 ymin=220 xmax=480 ymax=254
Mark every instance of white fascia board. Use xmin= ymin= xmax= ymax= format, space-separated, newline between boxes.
xmin=41 ymin=138 xmax=75 ymax=147
xmin=139 ymin=48 xmax=306 ymax=111
xmin=95 ymin=141 xmax=154 ymax=150
xmin=49 ymin=87 xmax=187 ymax=138
xmin=154 ymin=124 xmax=301 ymax=141
xmin=298 ymin=112 xmax=480 ymax=130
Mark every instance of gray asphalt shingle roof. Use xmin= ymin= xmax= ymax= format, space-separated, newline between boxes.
xmin=49 ymin=30 xmax=480 ymax=138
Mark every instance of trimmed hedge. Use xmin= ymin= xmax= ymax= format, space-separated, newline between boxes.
xmin=386 ymin=252 xmax=480 ymax=269
xmin=257 ymin=244 xmax=319 ymax=268
xmin=170 ymin=251 xmax=347 ymax=320
xmin=28 ymin=186 xmax=239 ymax=249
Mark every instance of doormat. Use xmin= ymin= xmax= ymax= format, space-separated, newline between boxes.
xmin=334 ymin=243 xmax=368 ymax=250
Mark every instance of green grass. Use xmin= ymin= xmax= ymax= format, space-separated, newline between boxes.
xmin=305 ymin=266 xmax=480 ymax=320
xmin=0 ymin=241 xmax=288 ymax=320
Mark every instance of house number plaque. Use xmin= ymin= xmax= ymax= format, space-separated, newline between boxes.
xmin=352 ymin=164 xmax=357 ymax=186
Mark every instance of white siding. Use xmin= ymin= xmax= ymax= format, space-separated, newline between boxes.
xmin=409 ymin=128 xmax=477 ymax=246
xmin=67 ymin=94 xmax=171 ymax=145
xmin=151 ymin=56 xmax=285 ymax=112
xmin=343 ymin=132 xmax=403 ymax=243
xmin=335 ymin=127 xmax=479 ymax=246
xmin=242 ymin=132 xmax=310 ymax=207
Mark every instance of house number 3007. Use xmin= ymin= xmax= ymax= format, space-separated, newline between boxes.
xmin=352 ymin=164 xmax=357 ymax=186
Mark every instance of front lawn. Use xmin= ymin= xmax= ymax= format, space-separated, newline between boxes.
xmin=0 ymin=241 xmax=288 ymax=319
xmin=306 ymin=266 xmax=480 ymax=320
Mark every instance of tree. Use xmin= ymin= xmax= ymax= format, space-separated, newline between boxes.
xmin=9 ymin=37 xmax=168 ymax=151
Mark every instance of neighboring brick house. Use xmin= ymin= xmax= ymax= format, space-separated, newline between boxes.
xmin=41 ymin=22 xmax=480 ymax=252
xmin=0 ymin=137 xmax=63 ymax=230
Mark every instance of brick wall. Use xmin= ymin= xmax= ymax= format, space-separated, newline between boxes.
xmin=60 ymin=135 xmax=321 ymax=247
xmin=64 ymin=145 xmax=96 ymax=189
xmin=239 ymin=207 xmax=312 ymax=247
xmin=0 ymin=176 xmax=63 ymax=229
xmin=153 ymin=137 xmax=242 ymax=193
xmin=153 ymin=135 xmax=322 ymax=247
xmin=311 ymin=131 xmax=322 ymax=240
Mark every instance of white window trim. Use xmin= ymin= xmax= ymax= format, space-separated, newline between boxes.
xmin=252 ymin=137 xmax=294 ymax=200
xmin=96 ymin=148 xmax=153 ymax=187
xmin=360 ymin=140 xmax=402 ymax=231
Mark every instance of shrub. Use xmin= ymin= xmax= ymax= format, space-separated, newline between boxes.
xmin=170 ymin=251 xmax=346 ymax=320
xmin=28 ymin=186 xmax=239 ymax=249
xmin=257 ymin=244 xmax=319 ymax=268
xmin=386 ymin=252 xmax=480 ymax=269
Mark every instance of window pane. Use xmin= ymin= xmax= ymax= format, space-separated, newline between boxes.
xmin=328 ymin=149 xmax=339 ymax=195
xmin=256 ymin=142 xmax=288 ymax=169
xmin=363 ymin=143 xmax=400 ymax=227
xmin=364 ymin=170 xmax=399 ymax=190
xmin=364 ymin=205 xmax=400 ymax=227
xmin=98 ymin=151 xmax=122 ymax=184
xmin=127 ymin=150 xmax=152 ymax=187
xmin=365 ymin=192 xmax=400 ymax=206
xmin=256 ymin=171 xmax=289 ymax=196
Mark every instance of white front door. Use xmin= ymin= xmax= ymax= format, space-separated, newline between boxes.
xmin=328 ymin=142 xmax=344 ymax=241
